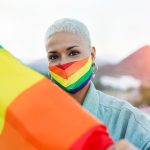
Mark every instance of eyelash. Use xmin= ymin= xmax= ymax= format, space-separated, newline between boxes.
xmin=48 ymin=55 xmax=58 ymax=61
xmin=48 ymin=50 xmax=80 ymax=61
xmin=68 ymin=50 xmax=80 ymax=56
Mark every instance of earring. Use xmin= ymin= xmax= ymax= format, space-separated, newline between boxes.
xmin=92 ymin=62 xmax=98 ymax=78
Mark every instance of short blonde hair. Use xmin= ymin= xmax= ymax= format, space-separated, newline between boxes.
xmin=45 ymin=18 xmax=91 ymax=47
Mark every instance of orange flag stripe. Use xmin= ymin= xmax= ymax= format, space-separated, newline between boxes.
xmin=0 ymin=78 xmax=100 ymax=149
xmin=0 ymin=122 xmax=36 ymax=150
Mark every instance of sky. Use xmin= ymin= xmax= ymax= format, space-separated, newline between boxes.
xmin=0 ymin=0 xmax=150 ymax=64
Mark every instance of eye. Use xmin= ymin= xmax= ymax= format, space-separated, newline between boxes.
xmin=48 ymin=55 xmax=59 ymax=61
xmin=69 ymin=50 xmax=80 ymax=56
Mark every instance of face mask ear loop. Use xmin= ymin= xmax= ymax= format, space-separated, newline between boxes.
xmin=48 ymin=71 xmax=53 ymax=80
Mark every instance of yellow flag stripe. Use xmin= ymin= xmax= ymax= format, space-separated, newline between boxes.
xmin=0 ymin=47 xmax=44 ymax=133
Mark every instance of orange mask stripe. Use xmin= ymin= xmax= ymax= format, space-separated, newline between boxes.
xmin=49 ymin=57 xmax=89 ymax=79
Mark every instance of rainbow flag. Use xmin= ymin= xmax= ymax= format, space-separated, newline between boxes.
xmin=0 ymin=45 xmax=113 ymax=150
xmin=48 ymin=57 xmax=93 ymax=93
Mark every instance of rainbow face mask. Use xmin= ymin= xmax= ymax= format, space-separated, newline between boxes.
xmin=48 ymin=56 xmax=93 ymax=93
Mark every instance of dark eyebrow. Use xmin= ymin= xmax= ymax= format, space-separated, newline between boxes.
xmin=66 ymin=45 xmax=79 ymax=50
xmin=47 ymin=45 xmax=79 ymax=53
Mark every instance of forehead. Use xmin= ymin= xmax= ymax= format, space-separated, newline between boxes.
xmin=46 ymin=32 xmax=89 ymax=50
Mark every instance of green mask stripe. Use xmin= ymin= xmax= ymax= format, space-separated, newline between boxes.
xmin=52 ymin=66 xmax=92 ymax=92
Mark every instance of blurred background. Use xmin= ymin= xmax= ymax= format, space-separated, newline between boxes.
xmin=0 ymin=0 xmax=150 ymax=114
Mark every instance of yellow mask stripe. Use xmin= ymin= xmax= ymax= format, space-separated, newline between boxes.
xmin=50 ymin=57 xmax=92 ymax=87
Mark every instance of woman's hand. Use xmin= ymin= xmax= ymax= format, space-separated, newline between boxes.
xmin=107 ymin=140 xmax=138 ymax=150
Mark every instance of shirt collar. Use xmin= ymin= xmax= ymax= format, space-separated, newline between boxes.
xmin=82 ymin=82 xmax=99 ymax=117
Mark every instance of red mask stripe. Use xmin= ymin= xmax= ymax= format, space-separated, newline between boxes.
xmin=49 ymin=57 xmax=89 ymax=79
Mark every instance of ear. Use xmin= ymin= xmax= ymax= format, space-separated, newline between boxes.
xmin=91 ymin=46 xmax=96 ymax=63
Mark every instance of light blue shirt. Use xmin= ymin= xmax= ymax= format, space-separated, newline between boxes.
xmin=83 ymin=82 xmax=150 ymax=150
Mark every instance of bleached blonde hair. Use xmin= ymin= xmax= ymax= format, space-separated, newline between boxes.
xmin=45 ymin=18 xmax=91 ymax=47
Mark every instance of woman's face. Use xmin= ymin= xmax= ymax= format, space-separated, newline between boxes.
xmin=46 ymin=32 xmax=96 ymax=66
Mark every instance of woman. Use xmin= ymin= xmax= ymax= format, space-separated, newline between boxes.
xmin=45 ymin=18 xmax=150 ymax=149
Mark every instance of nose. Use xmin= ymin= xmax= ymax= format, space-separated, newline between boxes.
xmin=59 ymin=56 xmax=68 ymax=65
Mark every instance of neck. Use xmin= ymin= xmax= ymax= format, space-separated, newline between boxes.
xmin=70 ymin=82 xmax=91 ymax=105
